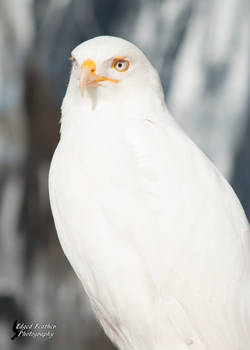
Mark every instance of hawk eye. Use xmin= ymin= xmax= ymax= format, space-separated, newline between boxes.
xmin=71 ymin=56 xmax=78 ymax=69
xmin=112 ymin=58 xmax=129 ymax=72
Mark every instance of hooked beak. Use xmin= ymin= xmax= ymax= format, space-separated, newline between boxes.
xmin=80 ymin=59 xmax=119 ymax=96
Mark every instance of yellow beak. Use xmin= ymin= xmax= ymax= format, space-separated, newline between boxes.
xmin=80 ymin=59 xmax=119 ymax=95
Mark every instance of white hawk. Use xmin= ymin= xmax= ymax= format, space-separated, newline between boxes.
xmin=49 ymin=36 xmax=250 ymax=350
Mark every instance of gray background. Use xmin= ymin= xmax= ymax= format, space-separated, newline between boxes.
xmin=0 ymin=0 xmax=249 ymax=349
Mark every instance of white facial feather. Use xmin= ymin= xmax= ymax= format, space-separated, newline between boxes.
xmin=65 ymin=36 xmax=164 ymax=116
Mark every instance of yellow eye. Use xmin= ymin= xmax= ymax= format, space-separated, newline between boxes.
xmin=112 ymin=58 xmax=129 ymax=72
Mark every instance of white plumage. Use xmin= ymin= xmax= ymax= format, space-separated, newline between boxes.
xmin=49 ymin=36 xmax=250 ymax=350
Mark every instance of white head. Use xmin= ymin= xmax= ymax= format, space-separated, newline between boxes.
xmin=63 ymin=36 xmax=165 ymax=119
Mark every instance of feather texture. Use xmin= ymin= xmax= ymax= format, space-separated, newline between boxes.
xmin=49 ymin=36 xmax=250 ymax=350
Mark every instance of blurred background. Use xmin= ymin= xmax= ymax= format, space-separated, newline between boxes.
xmin=0 ymin=0 xmax=249 ymax=349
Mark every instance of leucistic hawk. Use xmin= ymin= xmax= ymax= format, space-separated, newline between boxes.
xmin=49 ymin=36 xmax=250 ymax=350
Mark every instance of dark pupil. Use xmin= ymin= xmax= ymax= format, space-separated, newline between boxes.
xmin=118 ymin=62 xmax=123 ymax=68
